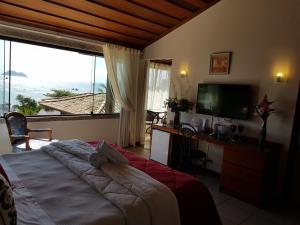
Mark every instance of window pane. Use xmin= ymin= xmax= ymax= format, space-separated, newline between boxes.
xmin=0 ymin=40 xmax=10 ymax=117
xmin=4 ymin=41 xmax=116 ymax=116
xmin=94 ymin=56 xmax=120 ymax=113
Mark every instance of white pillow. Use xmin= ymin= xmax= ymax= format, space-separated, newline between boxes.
xmin=96 ymin=141 xmax=128 ymax=164
xmin=89 ymin=152 xmax=108 ymax=168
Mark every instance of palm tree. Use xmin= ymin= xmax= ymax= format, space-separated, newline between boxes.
xmin=14 ymin=95 xmax=42 ymax=116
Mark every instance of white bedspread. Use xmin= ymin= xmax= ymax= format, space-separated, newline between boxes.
xmin=0 ymin=158 xmax=56 ymax=225
xmin=42 ymin=140 xmax=181 ymax=225
xmin=2 ymin=150 xmax=128 ymax=225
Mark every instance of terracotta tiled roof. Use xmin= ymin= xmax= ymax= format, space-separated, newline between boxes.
xmin=39 ymin=93 xmax=111 ymax=114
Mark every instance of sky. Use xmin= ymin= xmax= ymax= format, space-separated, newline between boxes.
xmin=0 ymin=40 xmax=107 ymax=84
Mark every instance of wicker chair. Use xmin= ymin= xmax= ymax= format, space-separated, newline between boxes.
xmin=5 ymin=112 xmax=52 ymax=151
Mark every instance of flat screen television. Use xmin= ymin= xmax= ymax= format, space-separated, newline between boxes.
xmin=196 ymin=83 xmax=252 ymax=120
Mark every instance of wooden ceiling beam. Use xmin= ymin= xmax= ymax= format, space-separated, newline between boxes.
xmin=1 ymin=0 xmax=160 ymax=40
xmin=90 ymin=0 xmax=180 ymax=28
xmin=0 ymin=0 xmax=220 ymax=49
xmin=46 ymin=0 xmax=169 ymax=32
xmin=0 ymin=3 xmax=147 ymax=47
xmin=183 ymin=0 xmax=209 ymax=8
xmin=144 ymin=0 xmax=220 ymax=47
xmin=0 ymin=15 xmax=142 ymax=49
xmin=128 ymin=0 xmax=194 ymax=20
xmin=167 ymin=0 xmax=199 ymax=12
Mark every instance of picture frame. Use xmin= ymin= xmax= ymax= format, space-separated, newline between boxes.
xmin=209 ymin=51 xmax=232 ymax=75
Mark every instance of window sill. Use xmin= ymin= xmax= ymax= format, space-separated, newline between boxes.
xmin=0 ymin=114 xmax=120 ymax=123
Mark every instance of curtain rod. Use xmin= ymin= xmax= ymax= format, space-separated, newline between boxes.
xmin=150 ymin=59 xmax=172 ymax=65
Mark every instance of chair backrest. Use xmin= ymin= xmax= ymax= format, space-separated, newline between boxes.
xmin=146 ymin=110 xmax=159 ymax=123
xmin=4 ymin=112 xmax=28 ymax=144
xmin=178 ymin=123 xmax=198 ymax=163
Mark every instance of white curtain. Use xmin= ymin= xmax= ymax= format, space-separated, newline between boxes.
xmin=103 ymin=43 xmax=143 ymax=147
xmin=135 ymin=61 xmax=148 ymax=145
xmin=146 ymin=62 xmax=171 ymax=112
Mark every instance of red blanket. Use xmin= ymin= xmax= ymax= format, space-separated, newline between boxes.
xmin=88 ymin=142 xmax=222 ymax=225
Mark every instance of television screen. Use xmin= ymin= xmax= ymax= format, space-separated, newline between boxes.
xmin=196 ymin=84 xmax=251 ymax=120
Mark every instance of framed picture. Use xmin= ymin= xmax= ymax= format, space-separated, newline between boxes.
xmin=209 ymin=51 xmax=232 ymax=75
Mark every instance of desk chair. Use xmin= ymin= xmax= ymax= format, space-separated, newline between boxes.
xmin=5 ymin=112 xmax=53 ymax=152
xmin=178 ymin=124 xmax=208 ymax=170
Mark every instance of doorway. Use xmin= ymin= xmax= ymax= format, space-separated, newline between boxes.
xmin=144 ymin=59 xmax=172 ymax=150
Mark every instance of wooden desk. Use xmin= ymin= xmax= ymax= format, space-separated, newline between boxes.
xmin=150 ymin=125 xmax=281 ymax=206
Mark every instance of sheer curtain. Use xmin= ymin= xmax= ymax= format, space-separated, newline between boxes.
xmin=146 ymin=62 xmax=171 ymax=112
xmin=103 ymin=43 xmax=144 ymax=147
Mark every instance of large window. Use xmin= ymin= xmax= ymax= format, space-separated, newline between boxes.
xmin=0 ymin=39 xmax=119 ymax=117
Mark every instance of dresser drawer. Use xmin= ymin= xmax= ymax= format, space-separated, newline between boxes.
xmin=222 ymin=162 xmax=263 ymax=184
xmin=220 ymin=175 xmax=261 ymax=205
xmin=224 ymin=146 xmax=265 ymax=172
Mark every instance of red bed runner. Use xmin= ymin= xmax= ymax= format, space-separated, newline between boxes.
xmin=88 ymin=142 xmax=222 ymax=225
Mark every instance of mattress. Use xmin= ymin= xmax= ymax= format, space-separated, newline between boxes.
xmin=88 ymin=141 xmax=222 ymax=225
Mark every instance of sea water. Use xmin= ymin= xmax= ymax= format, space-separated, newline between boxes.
xmin=0 ymin=76 xmax=101 ymax=115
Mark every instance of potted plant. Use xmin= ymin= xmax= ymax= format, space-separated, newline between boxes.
xmin=164 ymin=98 xmax=193 ymax=128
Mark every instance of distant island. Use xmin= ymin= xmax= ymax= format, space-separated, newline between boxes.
xmin=1 ymin=70 xmax=27 ymax=77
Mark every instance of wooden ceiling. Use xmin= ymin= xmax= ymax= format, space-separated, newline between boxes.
xmin=0 ymin=0 xmax=220 ymax=49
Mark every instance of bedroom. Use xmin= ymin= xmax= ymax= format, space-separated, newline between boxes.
xmin=0 ymin=0 xmax=300 ymax=225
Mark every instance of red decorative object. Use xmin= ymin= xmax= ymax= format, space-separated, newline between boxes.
xmin=256 ymin=95 xmax=274 ymax=120
xmin=255 ymin=95 xmax=275 ymax=149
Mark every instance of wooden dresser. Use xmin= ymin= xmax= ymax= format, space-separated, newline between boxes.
xmin=150 ymin=125 xmax=281 ymax=206
xmin=220 ymin=142 xmax=280 ymax=206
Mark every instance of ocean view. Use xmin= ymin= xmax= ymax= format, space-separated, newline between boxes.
xmin=0 ymin=76 xmax=103 ymax=114
xmin=1 ymin=40 xmax=108 ymax=116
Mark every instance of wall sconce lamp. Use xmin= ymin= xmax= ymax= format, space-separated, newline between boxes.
xmin=275 ymin=72 xmax=287 ymax=83
xmin=180 ymin=70 xmax=187 ymax=78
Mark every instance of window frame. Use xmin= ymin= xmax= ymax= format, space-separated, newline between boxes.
xmin=0 ymin=37 xmax=120 ymax=118
xmin=0 ymin=35 xmax=104 ymax=57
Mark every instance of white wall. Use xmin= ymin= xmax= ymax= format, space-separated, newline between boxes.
xmin=144 ymin=0 xmax=300 ymax=151
xmin=144 ymin=0 xmax=300 ymax=195
xmin=0 ymin=117 xmax=119 ymax=154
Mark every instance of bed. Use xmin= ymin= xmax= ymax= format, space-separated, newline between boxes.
xmin=0 ymin=140 xmax=222 ymax=225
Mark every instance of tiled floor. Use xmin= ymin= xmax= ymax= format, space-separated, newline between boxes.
xmin=125 ymin=133 xmax=151 ymax=159
xmin=126 ymin=145 xmax=150 ymax=159
xmin=128 ymin=142 xmax=300 ymax=225
xmin=197 ymin=173 xmax=300 ymax=225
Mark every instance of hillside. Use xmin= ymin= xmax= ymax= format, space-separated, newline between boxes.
xmin=1 ymin=70 xmax=27 ymax=77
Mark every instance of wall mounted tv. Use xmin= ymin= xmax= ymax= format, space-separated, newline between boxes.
xmin=196 ymin=83 xmax=252 ymax=120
